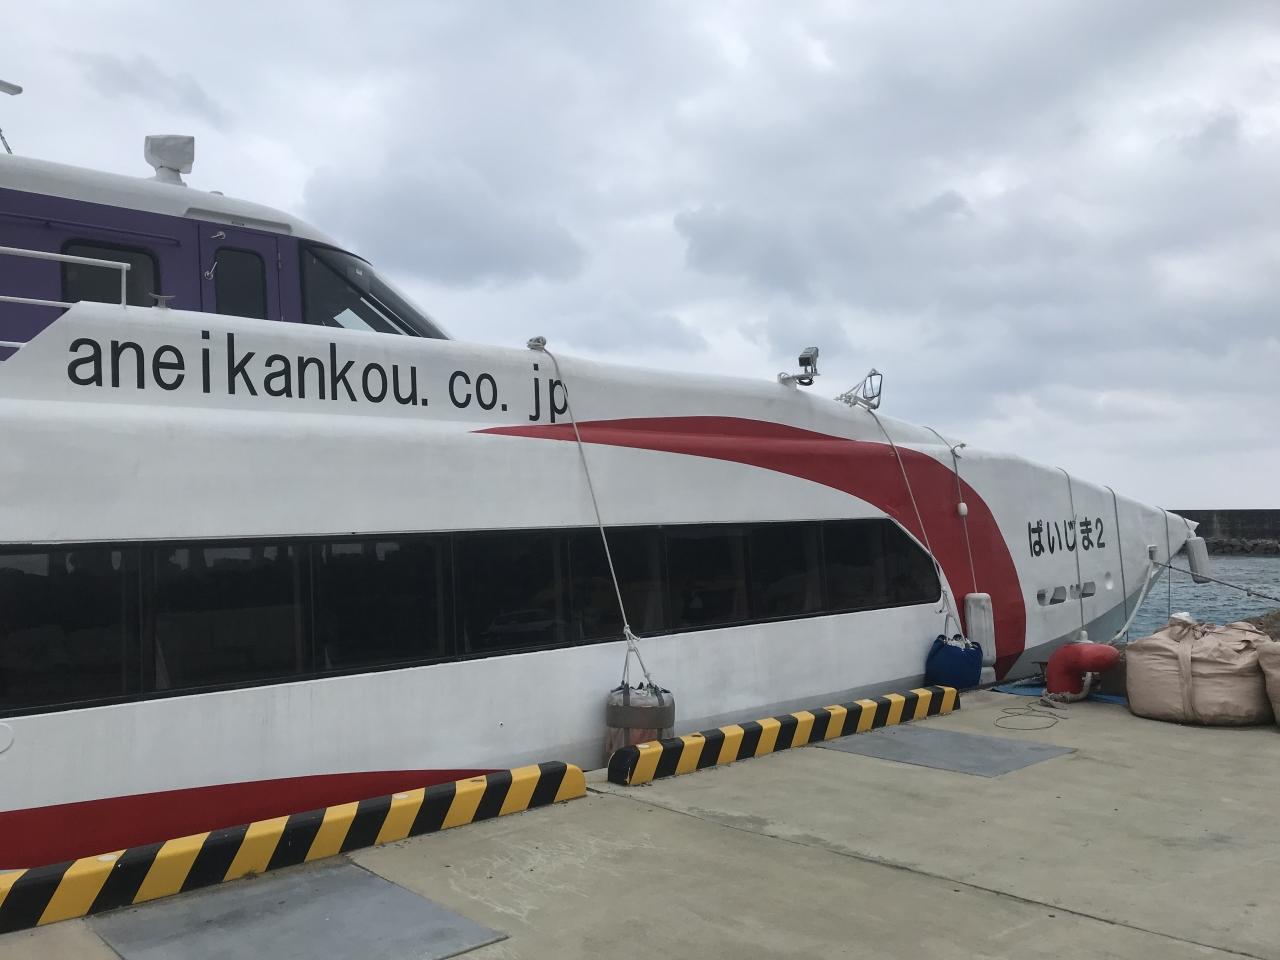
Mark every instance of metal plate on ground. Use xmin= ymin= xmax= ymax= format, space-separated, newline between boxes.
xmin=91 ymin=860 xmax=505 ymax=960
xmin=817 ymin=724 xmax=1074 ymax=777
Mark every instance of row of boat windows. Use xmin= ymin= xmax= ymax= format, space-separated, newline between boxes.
xmin=60 ymin=239 xmax=443 ymax=337
xmin=0 ymin=519 xmax=940 ymax=715
xmin=63 ymin=241 xmax=271 ymax=319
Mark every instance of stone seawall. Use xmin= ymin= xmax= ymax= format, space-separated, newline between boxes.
xmin=1202 ymin=537 xmax=1280 ymax=556
xmin=1175 ymin=509 xmax=1280 ymax=555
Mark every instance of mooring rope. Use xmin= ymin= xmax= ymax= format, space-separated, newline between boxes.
xmin=1104 ymin=486 xmax=1130 ymax=635
xmin=1154 ymin=560 xmax=1280 ymax=605
xmin=1162 ymin=509 xmax=1173 ymax=621
xmin=1101 ymin=555 xmax=1278 ymax=647
xmin=870 ymin=411 xmax=961 ymax=632
xmin=1107 ymin=561 xmax=1161 ymax=644
xmin=924 ymin=425 xmax=978 ymax=597
xmin=1059 ymin=467 xmax=1087 ymax=639
xmin=527 ymin=337 xmax=656 ymax=689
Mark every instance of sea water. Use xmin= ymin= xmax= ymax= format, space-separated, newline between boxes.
xmin=1128 ymin=555 xmax=1280 ymax=638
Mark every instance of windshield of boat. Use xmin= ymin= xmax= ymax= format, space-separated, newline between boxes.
xmin=300 ymin=244 xmax=446 ymax=339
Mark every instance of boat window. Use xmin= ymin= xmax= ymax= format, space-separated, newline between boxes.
xmin=880 ymin=522 xmax=943 ymax=604
xmin=313 ymin=538 xmax=449 ymax=670
xmin=823 ymin=520 xmax=886 ymax=611
xmin=62 ymin=241 xmax=159 ymax=307
xmin=568 ymin=528 xmax=666 ymax=641
xmin=152 ymin=544 xmax=303 ymax=690
xmin=0 ymin=548 xmax=137 ymax=710
xmin=0 ymin=517 xmax=946 ymax=717
xmin=300 ymin=245 xmax=445 ymax=338
xmin=750 ymin=523 xmax=825 ymax=619
xmin=823 ymin=519 xmax=940 ymax=610
xmin=214 ymin=247 xmax=268 ymax=320
xmin=666 ymin=526 xmax=749 ymax=628
xmin=456 ymin=531 xmax=568 ymax=653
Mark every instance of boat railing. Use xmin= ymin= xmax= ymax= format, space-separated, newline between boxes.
xmin=0 ymin=244 xmax=130 ymax=309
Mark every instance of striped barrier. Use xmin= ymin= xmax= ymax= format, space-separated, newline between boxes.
xmin=607 ymin=686 xmax=958 ymax=786
xmin=0 ymin=761 xmax=584 ymax=935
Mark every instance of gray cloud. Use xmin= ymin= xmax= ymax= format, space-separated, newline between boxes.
xmin=1181 ymin=111 xmax=1243 ymax=156
xmin=674 ymin=206 xmax=814 ymax=298
xmin=11 ymin=0 xmax=1280 ymax=504
xmin=305 ymin=160 xmax=586 ymax=287
xmin=74 ymin=53 xmax=230 ymax=130
xmin=558 ymin=300 xmax=707 ymax=354
xmin=904 ymin=191 xmax=973 ymax=228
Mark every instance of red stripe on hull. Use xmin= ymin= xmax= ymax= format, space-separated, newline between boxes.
xmin=481 ymin=416 xmax=1026 ymax=674
xmin=0 ymin=768 xmax=486 ymax=869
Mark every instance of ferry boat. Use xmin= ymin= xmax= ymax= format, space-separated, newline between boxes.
xmin=0 ymin=136 xmax=1192 ymax=869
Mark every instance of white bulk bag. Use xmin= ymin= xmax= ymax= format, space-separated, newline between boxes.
xmin=1126 ymin=620 xmax=1273 ymax=726
xmin=1256 ymin=637 xmax=1280 ymax=723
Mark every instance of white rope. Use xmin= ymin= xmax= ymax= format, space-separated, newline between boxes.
xmin=994 ymin=701 xmax=1067 ymax=730
xmin=924 ymin=426 xmax=978 ymax=596
xmin=1042 ymin=672 xmax=1093 ymax=705
xmin=1059 ymin=468 xmax=1086 ymax=638
xmin=1108 ymin=561 xmax=1161 ymax=645
xmin=1154 ymin=560 xmax=1280 ymax=605
xmin=1105 ymin=486 xmax=1130 ymax=636
xmin=1104 ymin=553 xmax=1279 ymax=648
xmin=1161 ymin=508 xmax=1173 ymax=621
xmin=526 ymin=338 xmax=656 ymax=689
xmin=870 ymin=411 xmax=961 ymax=631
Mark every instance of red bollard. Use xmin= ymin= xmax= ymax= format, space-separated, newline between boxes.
xmin=1046 ymin=642 xmax=1120 ymax=696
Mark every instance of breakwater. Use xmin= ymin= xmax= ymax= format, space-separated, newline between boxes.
xmin=1174 ymin=509 xmax=1280 ymax=555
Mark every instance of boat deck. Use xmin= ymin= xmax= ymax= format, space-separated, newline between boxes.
xmin=5 ymin=690 xmax=1279 ymax=959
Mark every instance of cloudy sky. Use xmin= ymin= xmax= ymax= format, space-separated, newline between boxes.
xmin=6 ymin=2 xmax=1280 ymax=507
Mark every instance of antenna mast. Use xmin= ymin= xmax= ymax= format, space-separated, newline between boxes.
xmin=0 ymin=79 xmax=23 ymax=155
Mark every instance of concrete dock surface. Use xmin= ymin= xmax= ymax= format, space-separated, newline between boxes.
xmin=6 ymin=690 xmax=1280 ymax=959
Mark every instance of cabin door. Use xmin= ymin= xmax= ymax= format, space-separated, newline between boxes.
xmin=197 ymin=224 xmax=282 ymax=322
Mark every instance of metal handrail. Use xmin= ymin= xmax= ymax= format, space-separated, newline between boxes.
xmin=0 ymin=244 xmax=131 ymax=308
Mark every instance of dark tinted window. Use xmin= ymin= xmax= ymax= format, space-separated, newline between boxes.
xmin=301 ymin=245 xmax=445 ymax=337
xmin=152 ymin=544 xmax=302 ymax=689
xmin=880 ymin=523 xmax=942 ymax=604
xmin=823 ymin=520 xmax=883 ymax=611
xmin=750 ymin=523 xmax=824 ymax=619
xmin=0 ymin=548 xmax=135 ymax=710
xmin=0 ymin=518 xmax=944 ymax=717
xmin=568 ymin=528 xmax=666 ymax=641
xmin=214 ymin=248 xmax=267 ymax=319
xmin=63 ymin=242 xmax=158 ymax=307
xmin=823 ymin=520 xmax=939 ymax=610
xmin=457 ymin=532 xmax=567 ymax=653
xmin=666 ymin=526 xmax=749 ymax=628
xmin=313 ymin=538 xmax=449 ymax=670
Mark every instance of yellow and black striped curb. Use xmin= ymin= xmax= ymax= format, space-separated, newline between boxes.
xmin=0 ymin=761 xmax=584 ymax=934
xmin=607 ymin=686 xmax=958 ymax=786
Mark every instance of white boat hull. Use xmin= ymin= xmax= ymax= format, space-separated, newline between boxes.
xmin=0 ymin=302 xmax=1190 ymax=866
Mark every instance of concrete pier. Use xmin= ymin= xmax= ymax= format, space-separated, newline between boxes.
xmin=5 ymin=691 xmax=1279 ymax=959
